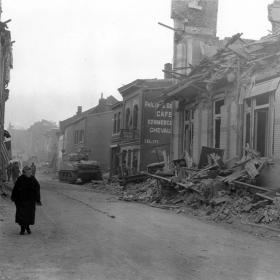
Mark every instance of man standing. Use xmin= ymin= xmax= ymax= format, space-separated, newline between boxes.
xmin=31 ymin=162 xmax=36 ymax=177
xmin=6 ymin=162 xmax=12 ymax=182
xmin=11 ymin=162 xmax=20 ymax=183
xmin=11 ymin=166 xmax=42 ymax=235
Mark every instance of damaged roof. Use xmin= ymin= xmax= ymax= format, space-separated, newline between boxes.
xmin=163 ymin=32 xmax=280 ymax=102
xmin=118 ymin=79 xmax=172 ymax=97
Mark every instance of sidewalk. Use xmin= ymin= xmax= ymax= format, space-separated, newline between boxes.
xmin=2 ymin=181 xmax=13 ymax=195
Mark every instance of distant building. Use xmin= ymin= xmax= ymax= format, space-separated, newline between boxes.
xmin=26 ymin=120 xmax=58 ymax=163
xmin=110 ymin=79 xmax=173 ymax=176
xmin=44 ymin=128 xmax=59 ymax=169
xmin=59 ymin=95 xmax=118 ymax=170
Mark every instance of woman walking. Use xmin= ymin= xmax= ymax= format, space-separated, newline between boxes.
xmin=11 ymin=166 xmax=42 ymax=235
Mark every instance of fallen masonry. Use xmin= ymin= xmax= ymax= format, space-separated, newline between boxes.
xmin=87 ymin=147 xmax=280 ymax=234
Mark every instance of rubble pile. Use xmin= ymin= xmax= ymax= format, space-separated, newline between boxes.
xmin=89 ymin=181 xmax=124 ymax=196
xmin=120 ymin=179 xmax=164 ymax=203
xmin=111 ymin=147 xmax=280 ymax=230
xmin=247 ymin=197 xmax=280 ymax=226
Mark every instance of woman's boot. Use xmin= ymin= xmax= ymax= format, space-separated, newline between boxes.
xmin=20 ymin=225 xmax=25 ymax=235
xmin=25 ymin=225 xmax=31 ymax=234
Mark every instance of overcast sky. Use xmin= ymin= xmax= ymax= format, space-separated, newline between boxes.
xmin=3 ymin=0 xmax=273 ymax=128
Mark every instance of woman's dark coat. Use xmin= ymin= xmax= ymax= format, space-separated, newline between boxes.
xmin=11 ymin=175 xmax=41 ymax=225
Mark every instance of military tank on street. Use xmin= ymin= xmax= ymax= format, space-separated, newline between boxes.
xmin=58 ymin=147 xmax=102 ymax=184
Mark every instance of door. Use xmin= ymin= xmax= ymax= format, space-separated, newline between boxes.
xmin=254 ymin=108 xmax=268 ymax=156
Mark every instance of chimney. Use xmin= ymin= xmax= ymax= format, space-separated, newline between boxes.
xmin=99 ymin=92 xmax=106 ymax=106
xmin=268 ymin=0 xmax=280 ymax=34
xmin=164 ymin=63 xmax=173 ymax=79
xmin=77 ymin=106 xmax=82 ymax=116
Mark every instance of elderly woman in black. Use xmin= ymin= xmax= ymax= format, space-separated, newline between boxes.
xmin=11 ymin=166 xmax=42 ymax=235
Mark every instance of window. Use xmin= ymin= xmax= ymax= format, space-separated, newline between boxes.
xmin=74 ymin=129 xmax=84 ymax=144
xmin=245 ymin=113 xmax=251 ymax=146
xmin=256 ymin=94 xmax=269 ymax=106
xmin=113 ymin=114 xmax=117 ymax=134
xmin=117 ymin=112 xmax=121 ymax=132
xmin=183 ymin=109 xmax=194 ymax=155
xmin=214 ymin=99 xmax=224 ymax=149
xmin=79 ymin=130 xmax=84 ymax=144
xmin=74 ymin=131 xmax=79 ymax=144
xmin=125 ymin=108 xmax=131 ymax=129
xmin=133 ymin=105 xmax=139 ymax=129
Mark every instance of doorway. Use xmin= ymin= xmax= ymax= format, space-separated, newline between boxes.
xmin=254 ymin=108 xmax=268 ymax=156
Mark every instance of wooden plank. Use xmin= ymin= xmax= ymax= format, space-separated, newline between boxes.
xmin=255 ymin=192 xmax=274 ymax=202
xmin=147 ymin=173 xmax=172 ymax=183
xmin=233 ymin=180 xmax=270 ymax=192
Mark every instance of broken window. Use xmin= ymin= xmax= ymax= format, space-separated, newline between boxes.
xmin=214 ymin=99 xmax=224 ymax=149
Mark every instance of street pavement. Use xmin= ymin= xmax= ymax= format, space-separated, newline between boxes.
xmin=1 ymin=177 xmax=280 ymax=280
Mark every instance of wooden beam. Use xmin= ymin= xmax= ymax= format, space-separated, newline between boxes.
xmin=233 ymin=180 xmax=270 ymax=192
xmin=158 ymin=22 xmax=179 ymax=32
xmin=255 ymin=193 xmax=274 ymax=202
xmin=147 ymin=173 xmax=172 ymax=183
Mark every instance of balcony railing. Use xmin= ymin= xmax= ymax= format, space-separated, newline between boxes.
xmin=120 ymin=129 xmax=140 ymax=141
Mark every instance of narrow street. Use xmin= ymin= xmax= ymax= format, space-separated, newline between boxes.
xmin=0 ymin=177 xmax=280 ymax=280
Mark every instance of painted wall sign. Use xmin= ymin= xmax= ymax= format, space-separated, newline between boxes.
xmin=142 ymin=92 xmax=173 ymax=147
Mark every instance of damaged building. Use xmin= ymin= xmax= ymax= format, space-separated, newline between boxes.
xmin=164 ymin=0 xmax=280 ymax=166
xmin=0 ymin=12 xmax=13 ymax=177
xmin=110 ymin=79 xmax=173 ymax=176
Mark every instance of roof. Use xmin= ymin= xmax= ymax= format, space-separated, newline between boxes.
xmin=60 ymin=95 xmax=119 ymax=132
xmin=118 ymin=79 xmax=172 ymax=97
xmin=111 ymin=101 xmax=123 ymax=110
xmin=162 ymin=32 xmax=280 ymax=102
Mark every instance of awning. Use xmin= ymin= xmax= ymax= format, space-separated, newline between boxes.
xmin=246 ymin=77 xmax=280 ymax=99
xmin=162 ymin=79 xmax=201 ymax=103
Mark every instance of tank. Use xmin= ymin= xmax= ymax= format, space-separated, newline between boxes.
xmin=58 ymin=148 xmax=102 ymax=184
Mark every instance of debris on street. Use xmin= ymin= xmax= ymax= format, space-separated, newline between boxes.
xmin=88 ymin=146 xmax=280 ymax=232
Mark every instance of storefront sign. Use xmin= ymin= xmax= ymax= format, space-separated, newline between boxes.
xmin=143 ymin=92 xmax=173 ymax=146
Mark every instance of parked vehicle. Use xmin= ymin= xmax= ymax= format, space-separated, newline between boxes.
xmin=58 ymin=148 xmax=102 ymax=184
